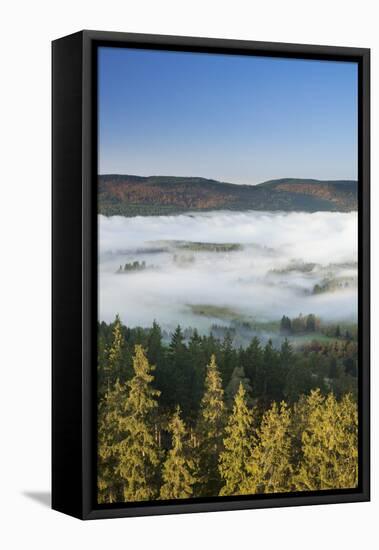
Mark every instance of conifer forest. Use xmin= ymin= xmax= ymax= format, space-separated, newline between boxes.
xmin=97 ymin=316 xmax=358 ymax=503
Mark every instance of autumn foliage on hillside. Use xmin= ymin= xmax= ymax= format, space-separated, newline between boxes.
xmin=98 ymin=175 xmax=358 ymax=216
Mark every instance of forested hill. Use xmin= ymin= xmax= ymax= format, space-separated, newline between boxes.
xmin=98 ymin=174 xmax=358 ymax=216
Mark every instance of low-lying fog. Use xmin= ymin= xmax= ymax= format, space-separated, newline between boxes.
xmin=99 ymin=210 xmax=358 ymax=333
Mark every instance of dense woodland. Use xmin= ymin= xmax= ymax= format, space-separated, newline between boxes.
xmin=98 ymin=175 xmax=358 ymax=217
xmin=97 ymin=316 xmax=358 ymax=503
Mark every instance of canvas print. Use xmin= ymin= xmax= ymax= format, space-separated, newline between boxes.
xmin=97 ymin=47 xmax=358 ymax=504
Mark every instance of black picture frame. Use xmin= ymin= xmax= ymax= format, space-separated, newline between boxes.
xmin=52 ymin=30 xmax=370 ymax=520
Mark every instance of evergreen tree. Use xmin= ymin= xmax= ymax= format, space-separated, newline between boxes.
xmin=97 ymin=331 xmax=108 ymax=400
xmin=219 ymin=383 xmax=256 ymax=496
xmin=169 ymin=325 xmax=192 ymax=416
xmin=116 ymin=345 xmax=161 ymax=501
xmin=147 ymin=320 xmax=163 ymax=366
xmin=241 ymin=336 xmax=262 ymax=390
xmin=96 ymin=319 xmax=359 ymax=502
xmin=246 ymin=401 xmax=292 ymax=494
xmin=295 ymin=390 xmax=358 ymax=490
xmin=106 ymin=314 xmax=124 ymax=388
xmin=188 ymin=329 xmax=207 ymax=419
xmin=278 ymin=338 xmax=293 ymax=397
xmin=284 ymin=360 xmax=314 ymax=403
xmin=169 ymin=325 xmax=185 ymax=352
xmin=201 ymin=332 xmax=218 ymax=362
xmin=256 ymin=339 xmax=280 ymax=404
xmin=280 ymin=339 xmax=293 ymax=369
xmin=196 ymin=354 xmax=226 ymax=496
xmin=219 ymin=331 xmax=238 ymax=388
xmin=148 ymin=320 xmax=168 ymax=411
xmin=97 ymin=379 xmax=125 ymax=504
xmin=160 ymin=406 xmax=196 ymax=499
xmin=225 ymin=366 xmax=253 ymax=409
xmin=280 ymin=315 xmax=292 ymax=334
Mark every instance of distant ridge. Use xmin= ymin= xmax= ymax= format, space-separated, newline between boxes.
xmin=98 ymin=174 xmax=357 ymax=217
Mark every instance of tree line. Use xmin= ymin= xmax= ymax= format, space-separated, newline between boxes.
xmin=97 ymin=317 xmax=358 ymax=503
xmin=280 ymin=313 xmax=356 ymax=339
xmin=98 ymin=317 xmax=358 ymax=417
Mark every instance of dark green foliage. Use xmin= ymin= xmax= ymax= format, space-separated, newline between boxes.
xmin=98 ymin=317 xmax=358 ymax=419
xmin=284 ymin=361 xmax=315 ymax=403
xmin=167 ymin=326 xmax=192 ymax=416
xmin=147 ymin=320 xmax=164 ymax=366
xmin=219 ymin=332 xmax=238 ymax=388
xmin=97 ymin=316 xmax=358 ymax=503
xmin=255 ymin=340 xmax=282 ymax=405
xmin=187 ymin=330 xmax=208 ymax=419
xmin=116 ymin=260 xmax=147 ymax=273
xmin=240 ymin=336 xmax=262 ymax=390
xmin=280 ymin=315 xmax=292 ymax=334
xmin=225 ymin=366 xmax=253 ymax=409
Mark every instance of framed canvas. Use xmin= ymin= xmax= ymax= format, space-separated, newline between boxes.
xmin=52 ymin=30 xmax=370 ymax=520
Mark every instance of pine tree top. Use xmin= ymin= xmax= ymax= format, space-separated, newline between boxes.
xmin=169 ymin=406 xmax=186 ymax=453
xmin=108 ymin=314 xmax=124 ymax=367
xmin=197 ymin=354 xmax=226 ymax=457
xmin=124 ymin=345 xmax=160 ymax=417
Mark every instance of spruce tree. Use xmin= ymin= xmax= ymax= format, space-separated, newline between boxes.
xmin=201 ymin=332 xmax=218 ymax=362
xmin=97 ymin=379 xmax=125 ymax=504
xmin=241 ymin=336 xmax=262 ymax=390
xmin=256 ymin=339 xmax=280 ymax=404
xmin=169 ymin=325 xmax=185 ymax=352
xmin=147 ymin=320 xmax=163 ymax=366
xmin=168 ymin=324 xmax=192 ymax=415
xmin=219 ymin=383 xmax=256 ymax=496
xmin=160 ymin=406 xmax=196 ymax=499
xmin=246 ymin=401 xmax=293 ymax=494
xmin=220 ymin=331 xmax=238 ymax=387
xmin=280 ymin=338 xmax=293 ymax=369
xmin=188 ymin=329 xmax=206 ymax=419
xmin=106 ymin=314 xmax=124 ymax=388
xmin=278 ymin=338 xmax=293 ymax=399
xmin=116 ymin=345 xmax=161 ymax=501
xmin=196 ymin=354 xmax=226 ymax=496
xmin=295 ymin=390 xmax=358 ymax=490
xmin=225 ymin=366 xmax=253 ymax=409
xmin=284 ymin=359 xmax=314 ymax=403
xmin=97 ymin=331 xmax=108 ymax=400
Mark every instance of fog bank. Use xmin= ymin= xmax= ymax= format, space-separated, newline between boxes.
xmin=99 ymin=210 xmax=358 ymax=330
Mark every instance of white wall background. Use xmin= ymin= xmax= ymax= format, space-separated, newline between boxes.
xmin=0 ymin=1 xmax=376 ymax=547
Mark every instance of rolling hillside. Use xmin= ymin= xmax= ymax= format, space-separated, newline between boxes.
xmin=98 ymin=174 xmax=357 ymax=216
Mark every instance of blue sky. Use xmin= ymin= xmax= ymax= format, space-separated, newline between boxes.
xmin=98 ymin=47 xmax=358 ymax=184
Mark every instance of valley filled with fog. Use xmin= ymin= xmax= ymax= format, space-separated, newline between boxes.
xmin=98 ymin=210 xmax=357 ymax=345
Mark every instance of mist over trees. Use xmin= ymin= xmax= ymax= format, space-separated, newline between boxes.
xmin=99 ymin=211 xmax=358 ymax=330
xmin=97 ymin=316 xmax=358 ymax=503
